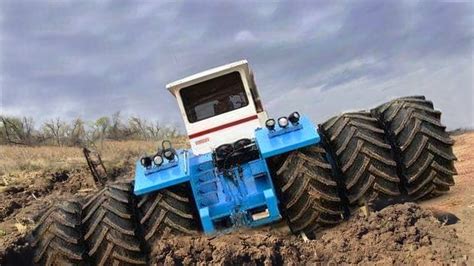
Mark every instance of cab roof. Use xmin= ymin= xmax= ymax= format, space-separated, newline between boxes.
xmin=166 ymin=60 xmax=250 ymax=97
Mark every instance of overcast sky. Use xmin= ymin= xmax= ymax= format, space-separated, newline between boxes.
xmin=1 ymin=1 xmax=473 ymax=131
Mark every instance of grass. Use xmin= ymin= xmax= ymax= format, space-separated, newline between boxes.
xmin=0 ymin=137 xmax=188 ymax=182
xmin=1 ymin=130 xmax=468 ymax=178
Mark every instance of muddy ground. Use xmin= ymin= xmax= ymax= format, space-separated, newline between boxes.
xmin=0 ymin=132 xmax=473 ymax=265
xmin=153 ymin=203 xmax=467 ymax=265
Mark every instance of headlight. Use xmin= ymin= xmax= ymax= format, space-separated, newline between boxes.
xmin=153 ymin=154 xmax=163 ymax=166
xmin=140 ymin=156 xmax=152 ymax=168
xmin=288 ymin=111 xmax=300 ymax=125
xmin=278 ymin=117 xmax=289 ymax=128
xmin=265 ymin=118 xmax=276 ymax=130
xmin=163 ymin=149 xmax=175 ymax=161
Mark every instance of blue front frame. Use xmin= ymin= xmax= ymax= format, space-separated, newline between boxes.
xmin=188 ymin=154 xmax=281 ymax=233
xmin=133 ymin=115 xmax=320 ymax=234
xmin=134 ymin=150 xmax=191 ymax=196
xmin=255 ymin=116 xmax=320 ymax=158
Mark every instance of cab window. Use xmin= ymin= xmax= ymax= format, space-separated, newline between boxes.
xmin=180 ymin=72 xmax=249 ymax=123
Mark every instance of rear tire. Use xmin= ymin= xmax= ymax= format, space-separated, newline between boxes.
xmin=82 ymin=182 xmax=147 ymax=265
xmin=372 ymin=96 xmax=456 ymax=200
xmin=31 ymin=200 xmax=86 ymax=265
xmin=320 ymin=112 xmax=400 ymax=208
xmin=273 ymin=144 xmax=344 ymax=237
xmin=137 ymin=185 xmax=199 ymax=244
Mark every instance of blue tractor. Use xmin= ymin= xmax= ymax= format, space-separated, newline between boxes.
xmin=31 ymin=60 xmax=457 ymax=265
xmin=133 ymin=60 xmax=343 ymax=236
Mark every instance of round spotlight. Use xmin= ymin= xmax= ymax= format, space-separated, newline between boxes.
xmin=288 ymin=112 xmax=300 ymax=125
xmin=153 ymin=154 xmax=164 ymax=166
xmin=140 ymin=156 xmax=152 ymax=168
xmin=265 ymin=119 xmax=276 ymax=131
xmin=278 ymin=117 xmax=289 ymax=128
xmin=163 ymin=149 xmax=175 ymax=161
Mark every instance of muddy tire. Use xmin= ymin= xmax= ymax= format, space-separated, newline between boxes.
xmin=137 ymin=185 xmax=199 ymax=244
xmin=82 ymin=182 xmax=147 ymax=265
xmin=274 ymin=144 xmax=344 ymax=236
xmin=31 ymin=200 xmax=86 ymax=265
xmin=372 ymin=96 xmax=456 ymax=200
xmin=320 ymin=112 xmax=400 ymax=208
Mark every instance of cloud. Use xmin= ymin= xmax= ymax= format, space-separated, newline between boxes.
xmin=234 ymin=30 xmax=257 ymax=43
xmin=0 ymin=0 xmax=472 ymax=130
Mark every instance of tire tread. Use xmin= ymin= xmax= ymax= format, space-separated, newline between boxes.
xmin=274 ymin=144 xmax=343 ymax=235
xmin=320 ymin=111 xmax=400 ymax=206
xmin=31 ymin=200 xmax=87 ymax=265
xmin=82 ymin=182 xmax=147 ymax=265
xmin=137 ymin=185 xmax=199 ymax=244
xmin=372 ymin=95 xmax=457 ymax=200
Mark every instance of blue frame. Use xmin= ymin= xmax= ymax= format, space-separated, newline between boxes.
xmin=133 ymin=114 xmax=320 ymax=234
xmin=134 ymin=150 xmax=191 ymax=196
xmin=255 ymin=116 xmax=320 ymax=158
xmin=188 ymin=154 xmax=281 ymax=233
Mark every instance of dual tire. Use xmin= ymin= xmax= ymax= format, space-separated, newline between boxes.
xmin=32 ymin=182 xmax=199 ymax=265
xmin=275 ymin=112 xmax=401 ymax=236
xmin=372 ymin=96 xmax=457 ymax=200
xmin=320 ymin=111 xmax=400 ymax=208
xmin=275 ymin=96 xmax=456 ymax=236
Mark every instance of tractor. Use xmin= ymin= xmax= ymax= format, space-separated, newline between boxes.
xmin=31 ymin=60 xmax=457 ymax=265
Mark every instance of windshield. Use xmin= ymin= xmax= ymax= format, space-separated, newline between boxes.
xmin=180 ymin=72 xmax=249 ymax=123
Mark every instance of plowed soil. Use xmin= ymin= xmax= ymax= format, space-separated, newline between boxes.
xmin=152 ymin=203 xmax=467 ymax=265
xmin=0 ymin=131 xmax=473 ymax=265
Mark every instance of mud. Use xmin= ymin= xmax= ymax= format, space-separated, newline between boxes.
xmin=0 ymin=167 xmax=97 ymax=265
xmin=152 ymin=204 xmax=468 ymax=265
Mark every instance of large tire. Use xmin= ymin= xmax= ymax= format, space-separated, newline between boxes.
xmin=273 ymin=144 xmax=344 ymax=237
xmin=137 ymin=185 xmax=199 ymax=244
xmin=82 ymin=182 xmax=147 ymax=265
xmin=372 ymin=96 xmax=456 ymax=200
xmin=31 ymin=200 xmax=86 ymax=265
xmin=320 ymin=112 xmax=400 ymax=208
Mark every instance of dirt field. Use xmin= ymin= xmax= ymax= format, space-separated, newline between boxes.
xmin=0 ymin=132 xmax=472 ymax=265
xmin=420 ymin=131 xmax=474 ymax=260
xmin=151 ymin=203 xmax=467 ymax=265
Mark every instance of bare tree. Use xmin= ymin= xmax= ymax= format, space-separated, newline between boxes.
xmin=108 ymin=111 xmax=123 ymax=140
xmin=43 ymin=118 xmax=68 ymax=146
xmin=92 ymin=116 xmax=111 ymax=146
xmin=147 ymin=120 xmax=161 ymax=140
xmin=68 ymin=118 xmax=86 ymax=146
xmin=0 ymin=116 xmax=36 ymax=145
xmin=0 ymin=114 xmax=183 ymax=147
xmin=161 ymin=125 xmax=179 ymax=139
xmin=129 ymin=117 xmax=148 ymax=140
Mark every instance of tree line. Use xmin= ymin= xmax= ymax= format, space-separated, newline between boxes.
xmin=0 ymin=112 xmax=181 ymax=146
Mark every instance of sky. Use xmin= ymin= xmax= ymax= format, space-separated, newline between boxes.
xmin=0 ymin=0 xmax=473 ymax=131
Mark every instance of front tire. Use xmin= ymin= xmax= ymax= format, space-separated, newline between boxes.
xmin=137 ymin=185 xmax=199 ymax=244
xmin=273 ymin=144 xmax=344 ymax=237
